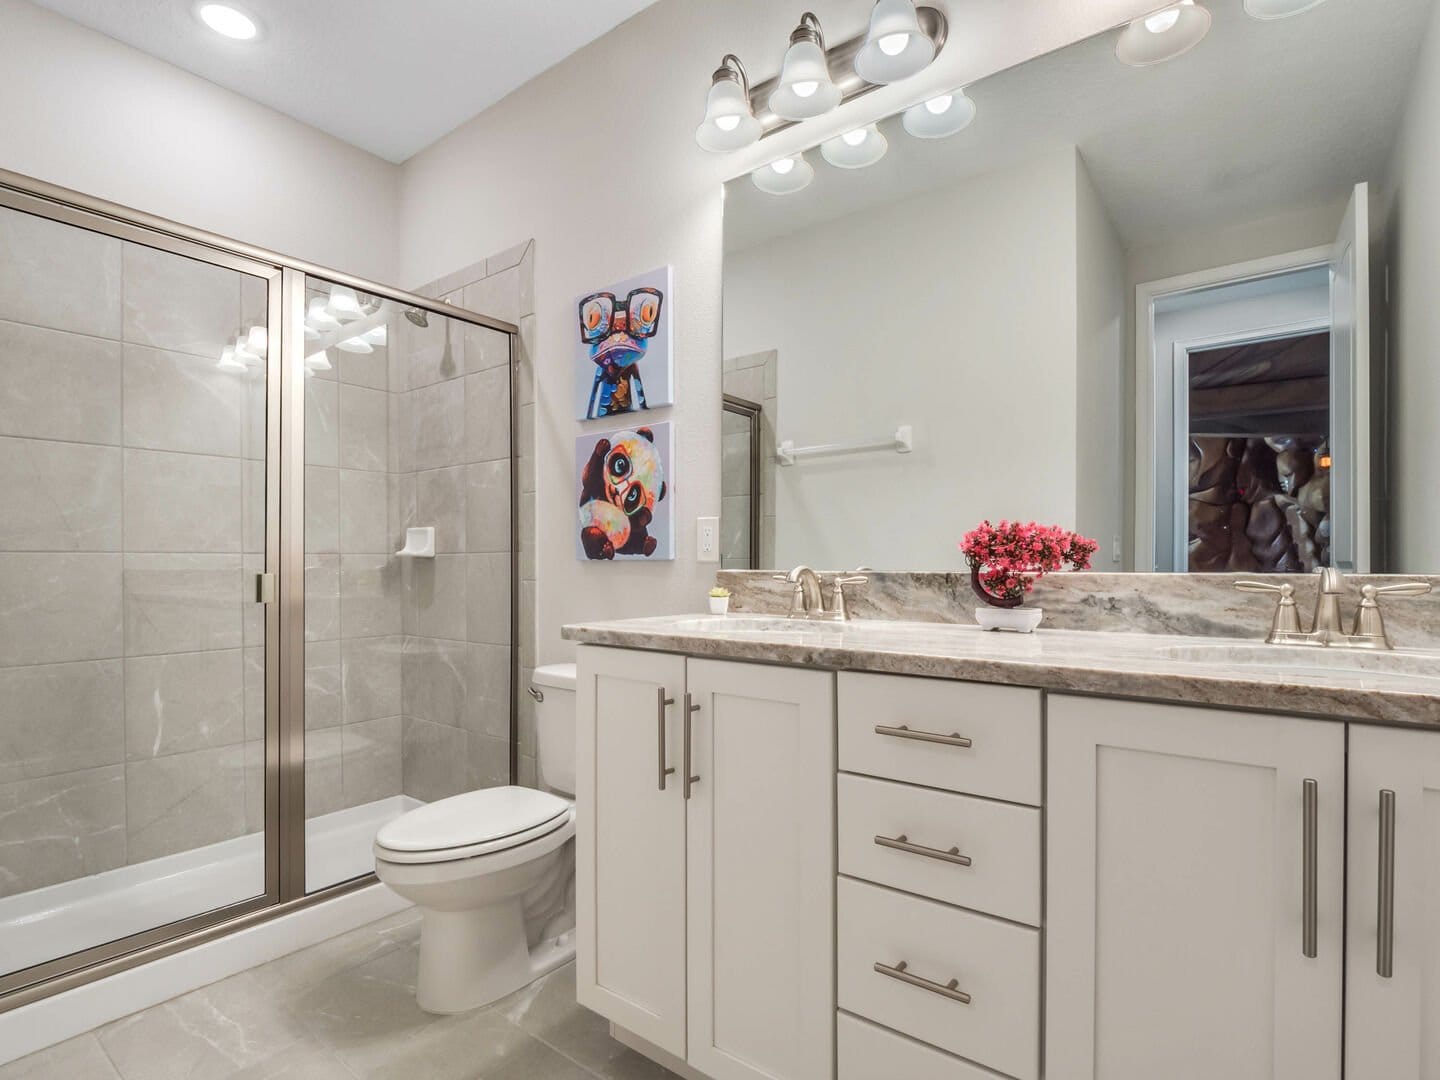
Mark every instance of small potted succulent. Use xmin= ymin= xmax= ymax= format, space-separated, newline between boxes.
xmin=960 ymin=520 xmax=1097 ymax=632
xmin=708 ymin=586 xmax=731 ymax=615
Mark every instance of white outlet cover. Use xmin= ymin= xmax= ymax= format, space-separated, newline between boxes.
xmin=697 ymin=516 xmax=719 ymax=562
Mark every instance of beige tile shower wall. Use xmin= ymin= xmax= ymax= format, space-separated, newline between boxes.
xmin=0 ymin=207 xmax=265 ymax=896
xmin=303 ymin=290 xmax=404 ymax=821
xmin=409 ymin=240 xmax=537 ymax=795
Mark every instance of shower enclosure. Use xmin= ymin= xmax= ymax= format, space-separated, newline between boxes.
xmin=0 ymin=171 xmax=518 ymax=1008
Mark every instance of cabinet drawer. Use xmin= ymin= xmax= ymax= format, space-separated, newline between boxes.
xmin=838 ymin=672 xmax=1041 ymax=804
xmin=838 ymin=877 xmax=1039 ymax=1080
xmin=838 ymin=773 xmax=1040 ymax=925
xmin=837 ymin=1013 xmax=1010 ymax=1080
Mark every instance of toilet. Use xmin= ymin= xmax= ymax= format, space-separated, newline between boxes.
xmin=374 ymin=663 xmax=578 ymax=1014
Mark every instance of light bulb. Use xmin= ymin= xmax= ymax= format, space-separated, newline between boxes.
xmin=902 ymin=89 xmax=977 ymax=138
xmin=1116 ymin=1 xmax=1209 ymax=66
xmin=792 ymin=80 xmax=819 ymax=98
xmin=1145 ymin=7 xmax=1182 ymax=32
xmin=821 ymin=125 xmax=888 ymax=169
xmin=879 ymin=32 xmax=910 ymax=55
xmin=714 ymin=114 xmax=741 ymax=132
xmin=772 ymin=158 xmax=796 ymax=175
xmin=842 ymin=129 xmax=869 ymax=147
xmin=924 ymin=94 xmax=953 ymax=115
xmin=198 ymin=3 xmax=257 ymax=40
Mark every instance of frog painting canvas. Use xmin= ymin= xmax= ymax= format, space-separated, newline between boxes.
xmin=574 ymin=265 xmax=673 ymax=419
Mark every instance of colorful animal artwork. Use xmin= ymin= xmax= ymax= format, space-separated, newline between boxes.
xmin=575 ymin=266 xmax=673 ymax=419
xmin=575 ymin=422 xmax=674 ymax=561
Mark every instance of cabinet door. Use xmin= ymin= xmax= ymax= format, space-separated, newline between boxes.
xmin=1346 ymin=726 xmax=1440 ymax=1079
xmin=575 ymin=645 xmax=688 ymax=1058
xmin=1046 ymin=695 xmax=1344 ymax=1080
xmin=685 ymin=659 xmax=835 ymax=1080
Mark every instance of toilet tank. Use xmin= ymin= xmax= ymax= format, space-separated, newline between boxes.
xmin=531 ymin=663 xmax=577 ymax=796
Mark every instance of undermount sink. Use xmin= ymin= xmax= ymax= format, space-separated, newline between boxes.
xmin=669 ymin=616 xmax=850 ymax=634
xmin=1157 ymin=642 xmax=1440 ymax=678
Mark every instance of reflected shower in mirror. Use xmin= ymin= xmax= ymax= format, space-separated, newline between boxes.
xmin=722 ymin=0 xmax=1440 ymax=574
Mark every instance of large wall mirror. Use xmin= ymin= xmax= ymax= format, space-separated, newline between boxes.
xmin=721 ymin=0 xmax=1439 ymax=574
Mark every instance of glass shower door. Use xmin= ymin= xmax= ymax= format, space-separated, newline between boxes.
xmin=0 ymin=200 xmax=279 ymax=993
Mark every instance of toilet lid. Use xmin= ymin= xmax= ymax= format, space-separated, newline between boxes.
xmin=375 ymin=786 xmax=571 ymax=853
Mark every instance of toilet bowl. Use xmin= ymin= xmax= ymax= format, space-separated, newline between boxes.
xmin=373 ymin=663 xmax=578 ymax=1014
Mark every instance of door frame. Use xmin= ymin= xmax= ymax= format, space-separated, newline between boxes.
xmin=1134 ymin=245 xmax=1332 ymax=570
xmin=1169 ymin=316 xmax=1332 ymax=570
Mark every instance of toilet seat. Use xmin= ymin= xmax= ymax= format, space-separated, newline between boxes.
xmin=374 ymin=786 xmax=574 ymax=866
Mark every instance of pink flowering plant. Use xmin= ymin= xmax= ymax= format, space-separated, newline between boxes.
xmin=960 ymin=520 xmax=1099 ymax=609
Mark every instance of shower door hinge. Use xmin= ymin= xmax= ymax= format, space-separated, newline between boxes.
xmin=254 ymin=572 xmax=277 ymax=604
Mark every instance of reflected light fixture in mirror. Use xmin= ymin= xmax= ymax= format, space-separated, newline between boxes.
xmin=1244 ymin=0 xmax=1327 ymax=17
xmin=305 ymin=348 xmax=332 ymax=373
xmin=335 ymin=334 xmax=373 ymax=354
xmin=216 ymin=345 xmax=246 ymax=373
xmin=196 ymin=3 xmax=258 ymax=40
xmin=769 ymin=13 xmax=841 ymax=120
xmin=305 ymin=296 xmax=340 ymax=333
xmin=902 ymin=89 xmax=977 ymax=138
xmin=1115 ymin=1 xmax=1211 ymax=67
xmin=821 ymin=124 xmax=889 ymax=169
xmin=854 ymin=0 xmax=938 ymax=83
xmin=325 ymin=284 xmax=363 ymax=322
xmin=752 ymin=154 xmax=816 ymax=195
xmin=696 ymin=54 xmax=761 ymax=152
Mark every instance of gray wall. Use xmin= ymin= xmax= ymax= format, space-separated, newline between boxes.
xmin=0 ymin=206 xmax=265 ymax=897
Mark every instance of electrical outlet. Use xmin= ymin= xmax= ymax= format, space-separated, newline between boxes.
xmin=1112 ymin=534 xmax=1123 ymax=565
xmin=697 ymin=516 xmax=720 ymax=562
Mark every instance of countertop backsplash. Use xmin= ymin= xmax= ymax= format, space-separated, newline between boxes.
xmin=715 ymin=571 xmax=1440 ymax=653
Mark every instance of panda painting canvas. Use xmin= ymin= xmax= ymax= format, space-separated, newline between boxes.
xmin=575 ymin=266 xmax=673 ymax=419
xmin=576 ymin=421 xmax=674 ymax=561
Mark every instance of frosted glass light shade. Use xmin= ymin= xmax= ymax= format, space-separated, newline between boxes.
xmin=305 ymin=348 xmax=332 ymax=372
xmin=902 ymin=90 xmax=977 ymax=138
xmin=752 ymin=154 xmax=815 ymax=195
xmin=1244 ymin=0 xmax=1326 ymax=17
xmin=306 ymin=297 xmax=341 ymax=332
xmin=335 ymin=335 xmax=373 ymax=354
xmin=1116 ymin=1 xmax=1211 ymax=66
xmin=696 ymin=74 xmax=761 ymax=152
xmin=821 ymin=125 xmax=888 ymax=169
xmin=325 ymin=285 xmax=363 ymax=322
xmin=854 ymin=0 xmax=936 ymax=84
xmin=769 ymin=39 xmax=840 ymax=119
xmin=363 ymin=324 xmax=387 ymax=347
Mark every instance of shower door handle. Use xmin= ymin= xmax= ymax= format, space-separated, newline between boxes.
xmin=254 ymin=572 xmax=276 ymax=604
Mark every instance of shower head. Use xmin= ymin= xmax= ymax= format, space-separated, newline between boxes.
xmin=404 ymin=307 xmax=429 ymax=327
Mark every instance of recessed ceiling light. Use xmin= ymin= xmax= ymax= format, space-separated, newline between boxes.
xmin=197 ymin=4 xmax=258 ymax=41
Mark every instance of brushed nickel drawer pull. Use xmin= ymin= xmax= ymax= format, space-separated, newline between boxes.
xmin=1378 ymin=788 xmax=1396 ymax=978
xmin=656 ymin=689 xmax=676 ymax=791
xmin=873 ymin=960 xmax=972 ymax=1004
xmin=874 ymin=723 xmax=972 ymax=749
xmin=1302 ymin=778 xmax=1318 ymax=959
xmin=874 ymin=833 xmax=972 ymax=867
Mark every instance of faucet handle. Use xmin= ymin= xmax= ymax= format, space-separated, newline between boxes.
xmin=1352 ymin=581 xmax=1432 ymax=646
xmin=1235 ymin=580 xmax=1305 ymax=641
xmin=829 ymin=574 xmax=868 ymax=621
xmin=771 ymin=573 xmax=805 ymax=615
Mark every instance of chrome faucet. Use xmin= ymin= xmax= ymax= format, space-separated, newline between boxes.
xmin=773 ymin=566 xmax=869 ymax=620
xmin=1235 ymin=568 xmax=1431 ymax=650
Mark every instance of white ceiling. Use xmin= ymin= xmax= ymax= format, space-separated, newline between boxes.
xmin=30 ymin=0 xmax=660 ymax=162
xmin=726 ymin=0 xmax=1436 ymax=253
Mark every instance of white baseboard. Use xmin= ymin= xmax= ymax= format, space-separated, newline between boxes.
xmin=0 ymin=884 xmax=411 ymax=1066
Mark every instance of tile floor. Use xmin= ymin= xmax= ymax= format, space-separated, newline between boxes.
xmin=1 ymin=908 xmax=679 ymax=1079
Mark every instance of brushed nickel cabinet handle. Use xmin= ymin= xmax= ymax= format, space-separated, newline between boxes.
xmin=873 ymin=960 xmax=972 ymax=1005
xmin=1378 ymin=788 xmax=1396 ymax=978
xmin=1303 ymin=778 xmax=1318 ymax=959
xmin=874 ymin=833 xmax=972 ymax=867
xmin=683 ymin=693 xmax=701 ymax=800
xmin=874 ymin=723 xmax=972 ymax=749
xmin=656 ymin=689 xmax=675 ymax=791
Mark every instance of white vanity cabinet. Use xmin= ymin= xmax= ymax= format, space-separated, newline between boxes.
xmin=575 ymin=646 xmax=835 ymax=1080
xmin=1345 ymin=726 xmax=1440 ymax=1079
xmin=1046 ymin=695 xmax=1346 ymax=1080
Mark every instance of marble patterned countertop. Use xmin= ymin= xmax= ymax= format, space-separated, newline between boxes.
xmin=561 ymin=615 xmax=1440 ymax=727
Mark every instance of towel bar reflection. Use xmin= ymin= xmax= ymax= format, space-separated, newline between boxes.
xmin=776 ymin=425 xmax=912 ymax=466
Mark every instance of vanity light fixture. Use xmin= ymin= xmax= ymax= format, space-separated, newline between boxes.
xmin=769 ymin=14 xmax=842 ymax=121
xmin=1244 ymin=0 xmax=1327 ymax=17
xmin=325 ymin=285 xmax=363 ymax=322
xmin=1116 ymin=1 xmax=1211 ymax=66
xmin=902 ymin=89 xmax=977 ymax=138
xmin=752 ymin=154 xmax=815 ymax=195
xmin=363 ymin=324 xmax=388 ymax=348
xmin=855 ymin=0 xmax=938 ymax=83
xmin=821 ymin=124 xmax=889 ymax=169
xmin=696 ymin=54 xmax=762 ymax=152
xmin=197 ymin=3 xmax=258 ymax=40
xmin=305 ymin=297 xmax=341 ymax=333
xmin=305 ymin=348 xmax=332 ymax=372
xmin=216 ymin=345 xmax=247 ymax=373
xmin=335 ymin=335 xmax=374 ymax=354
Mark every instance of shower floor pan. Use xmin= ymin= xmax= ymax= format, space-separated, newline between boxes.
xmin=0 ymin=795 xmax=418 ymax=980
